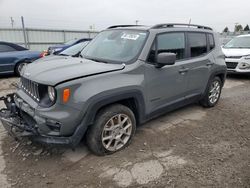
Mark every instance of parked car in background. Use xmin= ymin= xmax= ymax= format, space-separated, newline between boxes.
xmin=222 ymin=34 xmax=250 ymax=74
xmin=39 ymin=41 xmax=90 ymax=62
xmin=47 ymin=38 xmax=91 ymax=55
xmin=0 ymin=41 xmax=42 ymax=76
xmin=57 ymin=40 xmax=90 ymax=57
xmin=0 ymin=24 xmax=226 ymax=155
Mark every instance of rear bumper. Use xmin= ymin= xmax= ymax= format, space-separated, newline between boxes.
xmin=0 ymin=94 xmax=88 ymax=146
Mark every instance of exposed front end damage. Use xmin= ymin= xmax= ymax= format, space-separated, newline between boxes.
xmin=0 ymin=94 xmax=38 ymax=139
xmin=0 ymin=93 xmax=87 ymax=147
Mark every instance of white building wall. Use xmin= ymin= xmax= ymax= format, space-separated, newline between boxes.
xmin=0 ymin=28 xmax=99 ymax=51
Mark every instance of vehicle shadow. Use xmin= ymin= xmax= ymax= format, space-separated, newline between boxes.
xmin=0 ymin=74 xmax=17 ymax=79
xmin=226 ymin=74 xmax=250 ymax=80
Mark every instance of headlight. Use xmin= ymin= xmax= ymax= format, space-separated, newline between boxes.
xmin=48 ymin=86 xmax=56 ymax=101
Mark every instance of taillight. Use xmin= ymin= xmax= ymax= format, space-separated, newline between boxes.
xmin=40 ymin=50 xmax=48 ymax=58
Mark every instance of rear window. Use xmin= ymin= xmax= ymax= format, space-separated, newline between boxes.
xmin=208 ymin=34 xmax=215 ymax=50
xmin=188 ymin=33 xmax=207 ymax=58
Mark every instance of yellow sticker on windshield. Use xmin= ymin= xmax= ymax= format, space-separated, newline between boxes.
xmin=121 ymin=33 xmax=140 ymax=40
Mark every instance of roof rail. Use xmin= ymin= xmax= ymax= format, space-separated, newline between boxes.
xmin=151 ymin=23 xmax=213 ymax=31
xmin=107 ymin=25 xmax=144 ymax=29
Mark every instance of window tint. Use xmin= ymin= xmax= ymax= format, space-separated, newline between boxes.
xmin=0 ymin=44 xmax=16 ymax=52
xmin=157 ymin=33 xmax=185 ymax=60
xmin=208 ymin=34 xmax=215 ymax=50
xmin=188 ymin=33 xmax=207 ymax=57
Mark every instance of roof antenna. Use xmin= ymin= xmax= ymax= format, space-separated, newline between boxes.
xmin=188 ymin=18 xmax=192 ymax=27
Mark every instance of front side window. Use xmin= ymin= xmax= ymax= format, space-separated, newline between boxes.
xmin=188 ymin=33 xmax=207 ymax=57
xmin=0 ymin=44 xmax=16 ymax=52
xmin=81 ymin=30 xmax=148 ymax=63
xmin=157 ymin=32 xmax=185 ymax=60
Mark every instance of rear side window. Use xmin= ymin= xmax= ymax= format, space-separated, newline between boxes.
xmin=208 ymin=34 xmax=215 ymax=50
xmin=188 ymin=33 xmax=207 ymax=58
xmin=157 ymin=32 xmax=185 ymax=60
xmin=0 ymin=44 xmax=16 ymax=52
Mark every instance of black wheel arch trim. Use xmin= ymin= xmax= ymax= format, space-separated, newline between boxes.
xmin=83 ymin=89 xmax=146 ymax=126
xmin=210 ymin=69 xmax=227 ymax=86
xmin=201 ymin=68 xmax=226 ymax=99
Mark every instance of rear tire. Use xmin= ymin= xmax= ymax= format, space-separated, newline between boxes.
xmin=200 ymin=76 xmax=222 ymax=108
xmin=86 ymin=104 xmax=136 ymax=156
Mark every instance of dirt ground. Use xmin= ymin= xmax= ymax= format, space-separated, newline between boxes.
xmin=0 ymin=75 xmax=249 ymax=188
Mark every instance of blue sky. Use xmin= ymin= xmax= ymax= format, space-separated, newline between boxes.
xmin=0 ymin=0 xmax=249 ymax=32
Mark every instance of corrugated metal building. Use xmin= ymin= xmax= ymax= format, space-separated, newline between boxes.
xmin=0 ymin=28 xmax=99 ymax=51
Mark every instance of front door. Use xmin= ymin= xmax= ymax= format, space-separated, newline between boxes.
xmin=144 ymin=32 xmax=190 ymax=114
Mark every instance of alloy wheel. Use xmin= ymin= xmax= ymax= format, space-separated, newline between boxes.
xmin=101 ymin=114 xmax=132 ymax=152
xmin=209 ymin=80 xmax=221 ymax=104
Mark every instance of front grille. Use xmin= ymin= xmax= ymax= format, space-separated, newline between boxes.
xmin=20 ymin=77 xmax=40 ymax=102
xmin=226 ymin=62 xmax=238 ymax=69
xmin=225 ymin=56 xmax=242 ymax=59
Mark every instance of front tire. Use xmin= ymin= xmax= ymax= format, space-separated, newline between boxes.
xmin=86 ymin=104 xmax=136 ymax=156
xmin=200 ymin=76 xmax=222 ymax=108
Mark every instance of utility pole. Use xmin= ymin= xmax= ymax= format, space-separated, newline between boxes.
xmin=10 ymin=17 xmax=14 ymax=28
xmin=21 ymin=16 xmax=28 ymax=48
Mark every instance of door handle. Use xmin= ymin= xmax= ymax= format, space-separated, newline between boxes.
xmin=179 ymin=68 xmax=189 ymax=74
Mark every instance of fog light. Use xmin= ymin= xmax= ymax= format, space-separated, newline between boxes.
xmin=239 ymin=62 xmax=250 ymax=69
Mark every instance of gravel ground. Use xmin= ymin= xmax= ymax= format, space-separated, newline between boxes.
xmin=0 ymin=75 xmax=249 ymax=188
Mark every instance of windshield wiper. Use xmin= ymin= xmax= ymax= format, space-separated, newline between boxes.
xmin=84 ymin=57 xmax=109 ymax=64
xmin=226 ymin=46 xmax=250 ymax=49
xmin=58 ymin=53 xmax=69 ymax=56
xmin=72 ymin=51 xmax=82 ymax=58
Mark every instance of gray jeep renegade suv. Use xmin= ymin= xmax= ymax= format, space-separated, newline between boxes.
xmin=0 ymin=23 xmax=226 ymax=155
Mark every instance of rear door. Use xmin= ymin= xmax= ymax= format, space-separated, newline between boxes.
xmin=184 ymin=32 xmax=215 ymax=97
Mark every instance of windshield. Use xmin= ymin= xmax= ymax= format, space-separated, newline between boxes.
xmin=81 ymin=30 xmax=148 ymax=63
xmin=224 ymin=36 xmax=250 ymax=49
xmin=64 ymin=38 xmax=78 ymax=45
xmin=59 ymin=41 xmax=89 ymax=56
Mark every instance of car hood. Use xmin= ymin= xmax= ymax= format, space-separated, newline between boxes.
xmin=21 ymin=57 xmax=125 ymax=86
xmin=222 ymin=48 xmax=250 ymax=57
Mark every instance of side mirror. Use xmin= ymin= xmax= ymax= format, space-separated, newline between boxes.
xmin=155 ymin=52 xmax=176 ymax=68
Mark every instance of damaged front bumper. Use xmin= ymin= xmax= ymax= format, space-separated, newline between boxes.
xmin=0 ymin=94 xmax=38 ymax=138
xmin=0 ymin=94 xmax=87 ymax=146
